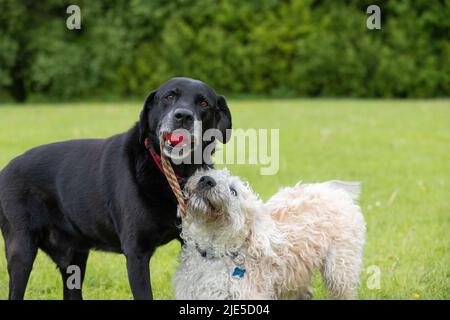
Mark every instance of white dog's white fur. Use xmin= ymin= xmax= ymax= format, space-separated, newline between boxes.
xmin=174 ymin=169 xmax=366 ymax=300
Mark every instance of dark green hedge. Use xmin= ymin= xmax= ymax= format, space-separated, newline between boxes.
xmin=0 ymin=0 xmax=449 ymax=101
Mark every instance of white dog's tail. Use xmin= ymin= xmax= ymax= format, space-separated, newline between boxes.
xmin=324 ymin=180 xmax=361 ymax=201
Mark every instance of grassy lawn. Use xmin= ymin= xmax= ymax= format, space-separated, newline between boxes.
xmin=0 ymin=99 xmax=449 ymax=299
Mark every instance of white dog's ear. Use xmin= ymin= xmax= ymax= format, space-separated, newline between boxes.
xmin=326 ymin=180 xmax=361 ymax=201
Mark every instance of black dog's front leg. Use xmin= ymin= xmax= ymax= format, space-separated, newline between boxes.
xmin=125 ymin=252 xmax=153 ymax=300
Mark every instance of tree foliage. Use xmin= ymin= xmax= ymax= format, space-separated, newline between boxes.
xmin=0 ymin=0 xmax=448 ymax=101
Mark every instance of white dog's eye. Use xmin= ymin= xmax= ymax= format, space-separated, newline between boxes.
xmin=230 ymin=187 xmax=237 ymax=196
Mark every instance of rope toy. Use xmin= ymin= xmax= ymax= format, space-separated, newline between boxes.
xmin=159 ymin=139 xmax=186 ymax=216
xmin=144 ymin=137 xmax=186 ymax=217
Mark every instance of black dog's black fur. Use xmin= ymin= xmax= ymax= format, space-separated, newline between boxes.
xmin=0 ymin=77 xmax=231 ymax=300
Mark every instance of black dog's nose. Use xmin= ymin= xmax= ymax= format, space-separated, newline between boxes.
xmin=198 ymin=176 xmax=216 ymax=189
xmin=174 ymin=109 xmax=194 ymax=126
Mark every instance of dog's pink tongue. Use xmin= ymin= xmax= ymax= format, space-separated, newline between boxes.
xmin=168 ymin=132 xmax=187 ymax=146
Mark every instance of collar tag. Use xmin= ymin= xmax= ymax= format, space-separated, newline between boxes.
xmin=232 ymin=266 xmax=246 ymax=279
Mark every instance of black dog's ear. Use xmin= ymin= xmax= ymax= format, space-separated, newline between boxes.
xmin=139 ymin=91 xmax=156 ymax=144
xmin=216 ymin=95 xmax=232 ymax=143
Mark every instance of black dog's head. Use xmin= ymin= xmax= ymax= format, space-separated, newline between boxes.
xmin=139 ymin=77 xmax=232 ymax=160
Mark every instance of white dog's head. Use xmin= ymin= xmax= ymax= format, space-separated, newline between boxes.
xmin=181 ymin=168 xmax=289 ymax=262
xmin=183 ymin=168 xmax=262 ymax=233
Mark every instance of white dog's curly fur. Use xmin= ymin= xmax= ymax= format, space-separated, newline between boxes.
xmin=173 ymin=169 xmax=366 ymax=300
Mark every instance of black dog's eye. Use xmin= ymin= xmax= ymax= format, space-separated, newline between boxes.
xmin=200 ymin=100 xmax=209 ymax=108
xmin=165 ymin=95 xmax=175 ymax=103
xmin=230 ymin=187 xmax=237 ymax=196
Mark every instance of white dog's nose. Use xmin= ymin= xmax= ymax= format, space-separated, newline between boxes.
xmin=198 ymin=175 xmax=216 ymax=189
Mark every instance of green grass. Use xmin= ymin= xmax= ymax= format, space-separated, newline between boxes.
xmin=0 ymin=99 xmax=449 ymax=299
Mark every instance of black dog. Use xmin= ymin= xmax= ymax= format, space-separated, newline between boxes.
xmin=0 ymin=77 xmax=232 ymax=300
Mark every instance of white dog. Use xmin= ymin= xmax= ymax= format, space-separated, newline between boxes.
xmin=173 ymin=169 xmax=366 ymax=300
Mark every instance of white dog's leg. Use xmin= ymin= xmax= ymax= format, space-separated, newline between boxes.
xmin=298 ymin=287 xmax=313 ymax=300
xmin=321 ymin=247 xmax=363 ymax=300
